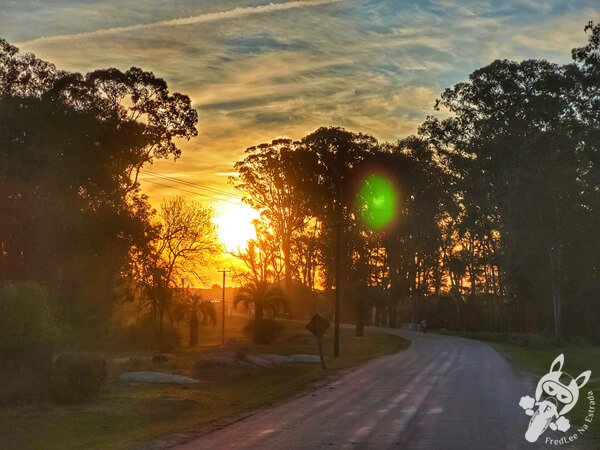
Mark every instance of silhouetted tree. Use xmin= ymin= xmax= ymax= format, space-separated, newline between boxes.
xmin=0 ymin=40 xmax=198 ymax=341
xmin=233 ymin=140 xmax=316 ymax=290
xmin=130 ymin=197 xmax=221 ymax=348
xmin=233 ymin=281 xmax=286 ymax=319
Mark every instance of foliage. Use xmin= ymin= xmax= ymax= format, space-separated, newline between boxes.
xmin=244 ymin=318 xmax=284 ymax=344
xmin=232 ymin=218 xmax=284 ymax=285
xmin=234 ymin=280 xmax=287 ymax=319
xmin=230 ymin=23 xmax=599 ymax=341
xmin=129 ymin=196 xmax=221 ymax=349
xmin=47 ymin=353 xmax=107 ymax=403
xmin=233 ymin=139 xmax=316 ymax=288
xmin=173 ymin=289 xmax=217 ymax=347
xmin=0 ymin=365 xmax=46 ymax=406
xmin=0 ymin=39 xmax=198 ymax=339
xmin=417 ymin=23 xmax=600 ymax=340
xmin=123 ymin=315 xmax=181 ymax=351
xmin=0 ymin=283 xmax=59 ymax=370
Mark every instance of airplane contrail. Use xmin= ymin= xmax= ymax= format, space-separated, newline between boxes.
xmin=16 ymin=0 xmax=342 ymax=46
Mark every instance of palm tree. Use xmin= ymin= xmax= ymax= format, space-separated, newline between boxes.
xmin=234 ymin=281 xmax=286 ymax=319
xmin=179 ymin=289 xmax=216 ymax=347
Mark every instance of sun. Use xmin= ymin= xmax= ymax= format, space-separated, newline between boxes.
xmin=213 ymin=202 xmax=260 ymax=252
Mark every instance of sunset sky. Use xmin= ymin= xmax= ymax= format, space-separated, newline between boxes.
xmin=3 ymin=0 xmax=598 ymax=255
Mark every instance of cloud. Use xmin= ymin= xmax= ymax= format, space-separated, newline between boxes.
xmin=5 ymin=0 xmax=598 ymax=213
xmin=15 ymin=0 xmax=342 ymax=46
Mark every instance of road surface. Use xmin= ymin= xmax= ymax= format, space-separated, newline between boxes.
xmin=176 ymin=328 xmax=539 ymax=449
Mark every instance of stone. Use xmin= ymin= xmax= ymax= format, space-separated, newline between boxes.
xmin=243 ymin=354 xmax=273 ymax=368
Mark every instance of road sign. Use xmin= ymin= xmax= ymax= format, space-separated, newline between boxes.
xmin=306 ymin=313 xmax=330 ymax=338
xmin=306 ymin=314 xmax=330 ymax=369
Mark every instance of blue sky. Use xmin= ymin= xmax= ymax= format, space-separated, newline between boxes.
xmin=2 ymin=0 xmax=598 ymax=204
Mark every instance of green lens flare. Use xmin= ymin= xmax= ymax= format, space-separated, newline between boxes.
xmin=357 ymin=174 xmax=397 ymax=230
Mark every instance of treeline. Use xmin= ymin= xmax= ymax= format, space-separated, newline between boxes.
xmin=0 ymin=38 xmax=220 ymax=353
xmin=233 ymin=23 xmax=600 ymax=343
xmin=0 ymin=21 xmax=598 ymax=353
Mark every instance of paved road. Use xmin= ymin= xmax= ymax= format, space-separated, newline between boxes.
xmin=176 ymin=328 xmax=539 ymax=449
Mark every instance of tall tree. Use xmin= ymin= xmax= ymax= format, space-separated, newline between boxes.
xmin=419 ymin=23 xmax=600 ymax=340
xmin=130 ymin=197 xmax=221 ymax=348
xmin=233 ymin=139 xmax=316 ymax=290
xmin=0 ymin=40 xmax=198 ymax=338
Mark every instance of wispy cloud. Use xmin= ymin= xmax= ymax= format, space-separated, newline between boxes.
xmin=5 ymin=0 xmax=598 ymax=211
xmin=16 ymin=0 xmax=342 ymax=46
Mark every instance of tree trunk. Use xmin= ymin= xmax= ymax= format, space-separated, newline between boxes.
xmin=255 ymin=303 xmax=264 ymax=320
xmin=549 ymin=246 xmax=562 ymax=345
xmin=283 ymin=229 xmax=292 ymax=292
xmin=388 ymin=294 xmax=397 ymax=327
xmin=188 ymin=316 xmax=199 ymax=347
xmin=356 ymin=297 xmax=365 ymax=337
xmin=158 ymin=307 xmax=165 ymax=349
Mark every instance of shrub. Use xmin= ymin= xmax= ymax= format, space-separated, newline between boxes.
xmin=244 ymin=318 xmax=284 ymax=345
xmin=47 ymin=352 xmax=107 ymax=403
xmin=0 ymin=282 xmax=59 ymax=370
xmin=0 ymin=365 xmax=45 ymax=406
xmin=123 ymin=315 xmax=180 ymax=351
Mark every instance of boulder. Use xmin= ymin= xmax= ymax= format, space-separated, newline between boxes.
xmin=119 ymin=371 xmax=201 ymax=384
xmin=243 ymin=354 xmax=273 ymax=368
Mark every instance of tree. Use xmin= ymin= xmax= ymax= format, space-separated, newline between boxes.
xmin=175 ymin=289 xmax=216 ymax=347
xmin=232 ymin=218 xmax=284 ymax=286
xmin=233 ymin=139 xmax=315 ymax=290
xmin=296 ymin=127 xmax=379 ymax=291
xmin=418 ymin=23 xmax=600 ymax=340
xmin=131 ymin=197 xmax=221 ymax=348
xmin=233 ymin=281 xmax=286 ymax=320
xmin=0 ymin=40 xmax=198 ymax=340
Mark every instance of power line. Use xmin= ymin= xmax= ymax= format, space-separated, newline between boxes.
xmin=141 ymin=179 xmax=242 ymax=206
xmin=140 ymin=169 xmax=240 ymax=200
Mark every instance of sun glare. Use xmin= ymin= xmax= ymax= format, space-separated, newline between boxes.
xmin=213 ymin=202 xmax=260 ymax=252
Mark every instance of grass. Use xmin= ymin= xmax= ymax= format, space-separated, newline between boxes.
xmin=0 ymin=317 xmax=409 ymax=450
xmin=437 ymin=330 xmax=600 ymax=446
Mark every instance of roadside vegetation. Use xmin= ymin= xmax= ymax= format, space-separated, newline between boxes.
xmin=0 ymin=318 xmax=408 ymax=450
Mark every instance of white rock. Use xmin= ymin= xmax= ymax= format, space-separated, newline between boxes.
xmin=119 ymin=371 xmax=201 ymax=384
xmin=244 ymin=355 xmax=274 ymax=367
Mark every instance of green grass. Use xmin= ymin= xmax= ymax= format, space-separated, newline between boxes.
xmin=437 ymin=331 xmax=600 ymax=446
xmin=0 ymin=319 xmax=409 ymax=450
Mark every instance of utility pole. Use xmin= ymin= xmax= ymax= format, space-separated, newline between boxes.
xmin=218 ymin=269 xmax=231 ymax=345
xmin=334 ymin=221 xmax=342 ymax=357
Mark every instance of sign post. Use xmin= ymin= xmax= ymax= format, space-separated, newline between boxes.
xmin=306 ymin=313 xmax=330 ymax=369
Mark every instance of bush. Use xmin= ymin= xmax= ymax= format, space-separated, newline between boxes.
xmin=244 ymin=318 xmax=284 ymax=345
xmin=0 ymin=365 xmax=46 ymax=406
xmin=0 ymin=282 xmax=59 ymax=370
xmin=47 ymin=352 xmax=107 ymax=403
xmin=123 ymin=315 xmax=180 ymax=351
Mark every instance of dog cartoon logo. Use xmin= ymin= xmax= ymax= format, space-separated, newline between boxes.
xmin=519 ymin=354 xmax=591 ymax=443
